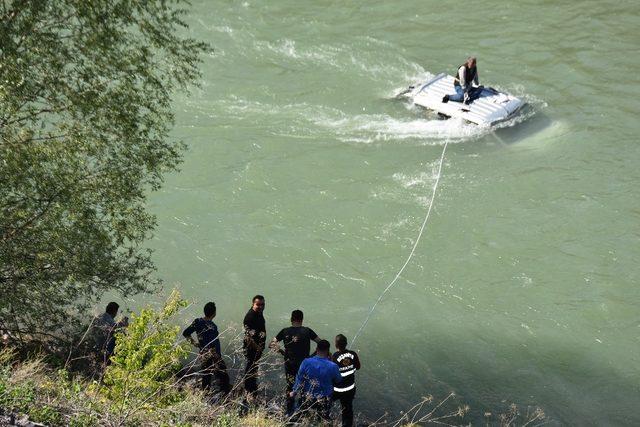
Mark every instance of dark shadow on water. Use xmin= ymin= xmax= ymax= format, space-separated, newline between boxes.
xmin=355 ymin=328 xmax=640 ymax=426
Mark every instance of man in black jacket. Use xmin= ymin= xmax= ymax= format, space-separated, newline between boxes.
xmin=243 ymin=295 xmax=266 ymax=397
xmin=332 ymin=334 xmax=361 ymax=427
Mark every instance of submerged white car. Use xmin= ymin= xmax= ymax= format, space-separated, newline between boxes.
xmin=399 ymin=73 xmax=525 ymax=126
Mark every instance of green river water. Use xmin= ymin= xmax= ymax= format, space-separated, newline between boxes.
xmin=143 ymin=1 xmax=639 ymax=424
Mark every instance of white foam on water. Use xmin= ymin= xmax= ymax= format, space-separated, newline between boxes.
xmin=217 ymin=96 xmax=338 ymax=117
xmin=379 ymin=216 xmax=411 ymax=236
xmin=253 ymin=37 xmax=432 ymax=84
xmin=389 ymin=162 xmax=443 ymax=207
xmin=254 ymin=38 xmax=343 ymax=68
xmin=211 ymin=25 xmax=234 ymax=34
xmin=358 ymin=35 xmax=396 ymax=48
xmin=314 ymin=113 xmax=488 ymax=144
xmin=212 ymin=94 xmax=496 ymax=146
xmin=392 ymin=171 xmax=436 ymax=189
xmin=214 ymin=72 xmax=543 ymax=147
xmin=371 ymin=161 xmax=444 ymax=210
xmin=347 ymin=51 xmax=431 ymax=82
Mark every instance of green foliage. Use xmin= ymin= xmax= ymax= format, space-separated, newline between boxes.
xmin=0 ymin=352 xmax=38 ymax=414
xmin=28 ymin=404 xmax=63 ymax=425
xmin=0 ymin=293 xmax=211 ymax=426
xmin=101 ymin=289 xmax=190 ymax=414
xmin=2 ymin=382 xmax=36 ymax=413
xmin=215 ymin=412 xmax=241 ymax=427
xmin=0 ymin=294 xmax=323 ymax=426
xmin=68 ymin=413 xmax=99 ymax=427
xmin=0 ymin=0 xmax=208 ymax=343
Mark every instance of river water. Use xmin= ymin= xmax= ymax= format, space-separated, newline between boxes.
xmin=146 ymin=1 xmax=640 ymax=424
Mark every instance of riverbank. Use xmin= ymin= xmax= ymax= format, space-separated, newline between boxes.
xmin=0 ymin=292 xmax=546 ymax=426
xmin=0 ymin=353 xmax=544 ymax=426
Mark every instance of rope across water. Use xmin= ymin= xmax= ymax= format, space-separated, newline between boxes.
xmin=352 ymin=140 xmax=450 ymax=345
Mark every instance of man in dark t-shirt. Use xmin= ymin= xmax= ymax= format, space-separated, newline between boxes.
xmin=243 ymin=295 xmax=266 ymax=397
xmin=182 ymin=301 xmax=230 ymax=394
xmin=332 ymin=334 xmax=361 ymax=427
xmin=271 ymin=309 xmax=321 ymax=415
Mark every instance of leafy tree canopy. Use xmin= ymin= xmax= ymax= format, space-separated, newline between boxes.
xmin=0 ymin=0 xmax=208 ymax=344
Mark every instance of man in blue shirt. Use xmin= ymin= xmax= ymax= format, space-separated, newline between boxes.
xmin=183 ymin=301 xmax=231 ymax=395
xmin=290 ymin=339 xmax=342 ymax=422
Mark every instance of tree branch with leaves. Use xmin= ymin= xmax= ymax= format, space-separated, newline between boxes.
xmin=0 ymin=0 xmax=209 ymax=346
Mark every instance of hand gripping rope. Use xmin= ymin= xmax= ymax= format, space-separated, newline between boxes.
xmin=352 ymin=140 xmax=449 ymax=345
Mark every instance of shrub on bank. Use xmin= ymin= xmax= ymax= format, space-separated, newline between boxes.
xmin=100 ymin=289 xmax=190 ymax=412
xmin=0 ymin=291 xmax=287 ymax=426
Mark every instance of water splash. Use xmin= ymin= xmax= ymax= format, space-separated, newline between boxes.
xmin=313 ymin=113 xmax=488 ymax=144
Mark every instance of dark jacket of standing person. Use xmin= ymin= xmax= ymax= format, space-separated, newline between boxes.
xmin=271 ymin=309 xmax=321 ymax=415
xmin=182 ymin=301 xmax=230 ymax=394
xmin=183 ymin=316 xmax=220 ymax=355
xmin=243 ymin=295 xmax=266 ymax=396
xmin=332 ymin=334 xmax=361 ymax=427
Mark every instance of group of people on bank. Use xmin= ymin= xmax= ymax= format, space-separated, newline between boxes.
xmin=92 ymin=295 xmax=360 ymax=426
